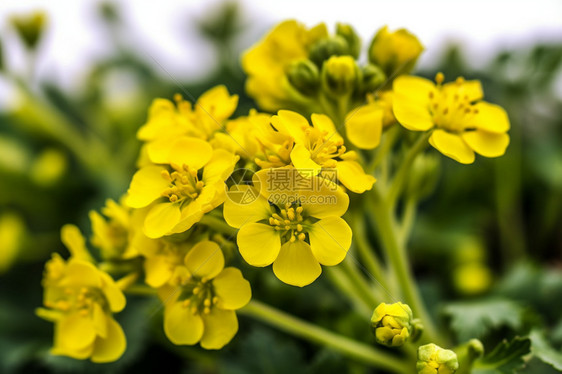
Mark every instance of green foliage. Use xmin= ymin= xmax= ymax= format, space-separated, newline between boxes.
xmin=529 ymin=330 xmax=562 ymax=371
xmin=473 ymin=337 xmax=531 ymax=374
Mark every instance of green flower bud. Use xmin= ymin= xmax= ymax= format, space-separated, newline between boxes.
xmin=417 ymin=344 xmax=459 ymax=374
xmin=309 ymin=36 xmax=349 ymax=66
xmin=321 ymin=55 xmax=359 ymax=98
xmin=368 ymin=26 xmax=423 ymax=77
xmin=10 ymin=11 xmax=47 ymax=50
xmin=336 ymin=23 xmax=361 ymax=59
xmin=361 ymin=64 xmax=387 ymax=93
xmin=371 ymin=302 xmax=418 ymax=347
xmin=405 ymin=152 xmax=440 ymax=200
xmin=286 ymin=59 xmax=320 ymax=96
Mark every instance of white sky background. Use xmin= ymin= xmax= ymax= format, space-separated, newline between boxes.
xmin=0 ymin=0 xmax=561 ymax=92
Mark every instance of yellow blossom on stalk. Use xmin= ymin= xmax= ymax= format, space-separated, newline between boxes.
xmin=136 ymin=86 xmax=238 ymax=164
xmin=393 ymin=73 xmax=510 ymax=164
xmin=140 ymin=238 xmax=193 ymax=288
xmin=223 ymin=170 xmax=352 ymax=287
xmin=242 ymin=20 xmax=328 ymax=112
xmin=36 ymin=254 xmax=126 ymax=362
xmin=89 ymin=199 xmax=140 ymax=261
xmin=371 ymin=302 xmax=420 ymax=347
xmin=368 ymin=26 xmax=423 ymax=77
xmin=417 ymin=344 xmax=459 ymax=374
xmin=158 ymin=240 xmax=251 ymax=349
xmin=270 ymin=110 xmax=376 ymax=193
xmin=126 ymin=147 xmax=238 ymax=238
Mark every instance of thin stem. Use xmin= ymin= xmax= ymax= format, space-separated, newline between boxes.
xmin=351 ymin=211 xmax=387 ymax=288
xmin=370 ymin=187 xmax=441 ymax=345
xmin=400 ymin=197 xmax=418 ymax=246
xmin=240 ymin=300 xmax=412 ymax=373
xmin=387 ymin=132 xmax=430 ymax=207
xmin=325 ymin=267 xmax=371 ymax=318
xmin=368 ymin=125 xmax=400 ymax=173
xmin=340 ymin=256 xmax=380 ymax=308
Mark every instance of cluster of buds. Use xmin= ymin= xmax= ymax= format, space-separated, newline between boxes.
xmin=370 ymin=302 xmax=423 ymax=347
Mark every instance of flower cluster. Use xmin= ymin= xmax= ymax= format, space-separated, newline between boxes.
xmin=38 ymin=18 xmax=511 ymax=368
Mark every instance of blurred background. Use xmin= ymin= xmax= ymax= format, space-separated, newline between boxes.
xmin=0 ymin=1 xmax=561 ymax=373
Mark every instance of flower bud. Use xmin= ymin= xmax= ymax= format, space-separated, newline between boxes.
xmin=405 ymin=152 xmax=440 ymax=200
xmin=321 ymin=55 xmax=359 ymax=98
xmin=287 ymin=59 xmax=320 ymax=96
xmin=309 ymin=36 xmax=349 ymax=66
xmin=336 ymin=23 xmax=361 ymax=59
xmin=368 ymin=26 xmax=423 ymax=77
xmin=371 ymin=302 xmax=418 ymax=347
xmin=417 ymin=344 xmax=459 ymax=374
xmin=361 ymin=64 xmax=387 ymax=92
xmin=10 ymin=11 xmax=47 ymax=50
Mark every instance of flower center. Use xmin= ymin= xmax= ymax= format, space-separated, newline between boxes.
xmin=428 ymin=76 xmax=479 ymax=133
xmin=178 ymin=277 xmax=219 ymax=315
xmin=269 ymin=204 xmax=309 ymax=242
xmin=46 ymin=286 xmax=107 ymax=316
xmin=160 ymin=165 xmax=204 ymax=203
xmin=308 ymin=128 xmax=346 ymax=168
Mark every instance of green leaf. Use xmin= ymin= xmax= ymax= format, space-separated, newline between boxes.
xmin=473 ymin=337 xmax=531 ymax=374
xmin=443 ymin=298 xmax=525 ymax=342
xmin=529 ymin=330 xmax=562 ymax=371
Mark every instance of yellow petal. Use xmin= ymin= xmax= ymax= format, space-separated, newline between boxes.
xmin=202 ymin=149 xmax=238 ymax=184
xmin=143 ymin=202 xmax=181 ymax=239
xmin=100 ymin=272 xmax=126 ymax=313
xmin=429 ymin=129 xmax=475 ymax=164
xmin=309 ymin=217 xmax=352 ymax=266
xmin=92 ymin=303 xmax=107 ymax=338
xmin=126 ymin=166 xmax=169 ymax=208
xmin=393 ymin=75 xmax=435 ymax=103
xmin=471 ymin=102 xmax=510 ymax=133
xmin=299 ymin=177 xmax=349 ymax=218
xmin=272 ymin=110 xmax=308 ymax=144
xmin=273 ymin=241 xmax=321 ymax=287
xmin=60 ymin=224 xmax=94 ymax=263
xmin=200 ymin=309 xmax=238 ymax=350
xmin=237 ymin=223 xmax=281 ymax=267
xmin=290 ymin=144 xmax=322 ymax=177
xmin=311 ymin=114 xmax=343 ymax=143
xmin=51 ymin=342 xmax=93 ymax=360
xmin=196 ymin=85 xmax=239 ymax=122
xmin=91 ymin=317 xmax=126 ymax=363
xmin=336 ymin=161 xmax=376 ymax=193
xmin=184 ymin=240 xmax=224 ymax=279
xmin=392 ymin=76 xmax=435 ymax=131
xmin=442 ymin=79 xmax=483 ymax=102
xmin=170 ymin=199 xmax=205 ymax=235
xmin=144 ymin=255 xmax=173 ymax=288
xmin=61 ymin=260 xmax=102 ymax=288
xmin=56 ymin=312 xmax=97 ymax=350
xmin=223 ymin=186 xmax=271 ymax=228
xmin=462 ymin=130 xmax=510 ymax=158
xmin=345 ymin=104 xmax=384 ymax=149
xmin=212 ymin=267 xmax=252 ymax=310
xmin=168 ymin=137 xmax=213 ymax=169
xmin=164 ymin=302 xmax=204 ymax=345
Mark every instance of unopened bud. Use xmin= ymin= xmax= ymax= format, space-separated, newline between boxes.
xmin=309 ymin=36 xmax=349 ymax=66
xmin=336 ymin=23 xmax=361 ymax=59
xmin=361 ymin=64 xmax=387 ymax=92
xmin=417 ymin=344 xmax=459 ymax=374
xmin=10 ymin=11 xmax=47 ymax=50
xmin=321 ymin=55 xmax=359 ymax=97
xmin=287 ymin=59 xmax=320 ymax=96
xmin=371 ymin=302 xmax=420 ymax=347
xmin=368 ymin=26 xmax=423 ymax=77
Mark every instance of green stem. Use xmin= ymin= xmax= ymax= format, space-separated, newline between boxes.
xmin=351 ymin=211 xmax=387 ymax=290
xmin=387 ymin=132 xmax=430 ymax=206
xmin=370 ymin=187 xmax=441 ymax=346
xmin=199 ymin=215 xmax=238 ymax=237
xmin=340 ymin=256 xmax=380 ymax=308
xmin=368 ymin=125 xmax=400 ymax=173
xmin=240 ymin=300 xmax=411 ymax=373
xmin=325 ymin=267 xmax=371 ymax=318
xmin=399 ymin=197 xmax=418 ymax=246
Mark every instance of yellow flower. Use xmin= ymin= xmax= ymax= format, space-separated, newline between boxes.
xmin=393 ymin=73 xmax=510 ymax=164
xmin=141 ymin=238 xmax=193 ymax=288
xmin=37 ymin=254 xmax=127 ymax=362
xmin=321 ymin=55 xmax=359 ymax=97
xmin=126 ymin=148 xmax=238 ymax=238
xmin=89 ymin=199 xmax=140 ymax=261
xmin=271 ymin=110 xmax=376 ymax=193
xmin=158 ymin=240 xmax=251 ymax=349
xmin=137 ymin=86 xmax=238 ymax=164
xmin=417 ymin=344 xmax=459 ymax=374
xmin=223 ymin=170 xmax=352 ymax=287
xmin=368 ymin=26 xmax=423 ymax=77
xmin=242 ymin=20 xmax=328 ymax=112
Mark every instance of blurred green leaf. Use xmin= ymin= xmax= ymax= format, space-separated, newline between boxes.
xmin=443 ymin=299 xmax=525 ymax=342
xmin=473 ymin=337 xmax=531 ymax=374
xmin=529 ymin=330 xmax=562 ymax=371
